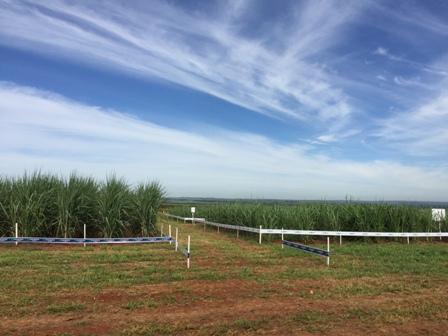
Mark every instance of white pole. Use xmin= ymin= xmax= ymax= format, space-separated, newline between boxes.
xmin=259 ymin=226 xmax=262 ymax=244
xmin=169 ymin=225 xmax=172 ymax=245
xmin=175 ymin=227 xmax=178 ymax=251
xmin=407 ymin=236 xmax=410 ymax=245
xmin=15 ymin=222 xmax=18 ymax=246
xmin=187 ymin=235 xmax=191 ymax=269
xmin=326 ymin=237 xmax=330 ymax=267
xmin=281 ymin=228 xmax=284 ymax=249
xmin=339 ymin=235 xmax=342 ymax=246
xmin=83 ymin=224 xmax=86 ymax=248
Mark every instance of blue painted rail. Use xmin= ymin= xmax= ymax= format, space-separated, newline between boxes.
xmin=282 ymin=240 xmax=330 ymax=257
xmin=0 ymin=236 xmax=173 ymax=244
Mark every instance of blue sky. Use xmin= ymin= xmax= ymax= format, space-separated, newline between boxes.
xmin=1 ymin=0 xmax=448 ymax=200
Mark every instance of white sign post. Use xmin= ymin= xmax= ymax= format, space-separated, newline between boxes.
xmin=191 ymin=207 xmax=196 ymax=223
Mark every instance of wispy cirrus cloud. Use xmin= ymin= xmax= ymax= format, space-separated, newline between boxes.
xmin=0 ymin=0 xmax=362 ymax=123
xmin=1 ymin=82 xmax=448 ymax=200
xmin=373 ymin=92 xmax=448 ymax=157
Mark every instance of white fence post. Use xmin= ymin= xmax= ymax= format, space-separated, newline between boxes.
xmin=259 ymin=226 xmax=262 ymax=244
xmin=187 ymin=235 xmax=191 ymax=269
xmin=169 ymin=225 xmax=172 ymax=244
xmin=326 ymin=237 xmax=330 ymax=267
xmin=83 ymin=224 xmax=86 ymax=248
xmin=175 ymin=227 xmax=178 ymax=252
xmin=407 ymin=236 xmax=410 ymax=245
xmin=281 ymin=228 xmax=284 ymax=249
xmin=15 ymin=222 xmax=18 ymax=246
xmin=339 ymin=235 xmax=342 ymax=246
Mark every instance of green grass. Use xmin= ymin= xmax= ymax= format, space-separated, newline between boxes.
xmin=1 ymin=218 xmax=447 ymax=335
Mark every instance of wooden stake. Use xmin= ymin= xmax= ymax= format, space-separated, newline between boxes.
xmin=15 ymin=222 xmax=18 ymax=246
xmin=259 ymin=226 xmax=262 ymax=244
xmin=175 ymin=227 xmax=178 ymax=251
xmin=187 ymin=235 xmax=191 ymax=269
xmin=83 ymin=224 xmax=86 ymax=248
xmin=326 ymin=237 xmax=330 ymax=267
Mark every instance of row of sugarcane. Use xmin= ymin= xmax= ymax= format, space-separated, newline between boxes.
xmin=167 ymin=202 xmax=447 ymax=233
xmin=0 ymin=172 xmax=164 ymax=238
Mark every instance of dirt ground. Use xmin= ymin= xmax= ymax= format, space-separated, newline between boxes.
xmin=1 ymin=218 xmax=447 ymax=335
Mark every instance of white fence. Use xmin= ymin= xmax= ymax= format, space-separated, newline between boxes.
xmin=162 ymin=213 xmax=448 ymax=244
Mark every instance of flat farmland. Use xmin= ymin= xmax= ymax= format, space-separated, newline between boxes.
xmin=1 ymin=217 xmax=447 ymax=335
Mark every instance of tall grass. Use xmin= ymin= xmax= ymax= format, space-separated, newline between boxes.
xmin=0 ymin=172 xmax=165 ymax=237
xmin=168 ymin=202 xmax=447 ymax=232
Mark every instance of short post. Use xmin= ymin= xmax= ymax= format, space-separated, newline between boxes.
xmin=439 ymin=222 xmax=442 ymax=241
xmin=175 ymin=227 xmax=178 ymax=251
xmin=169 ymin=225 xmax=172 ymax=245
xmin=281 ymin=228 xmax=284 ymax=249
xmin=326 ymin=237 xmax=330 ymax=267
xmin=237 ymin=228 xmax=239 ymax=239
xmin=259 ymin=226 xmax=262 ymax=244
xmin=339 ymin=235 xmax=342 ymax=246
xmin=15 ymin=222 xmax=18 ymax=246
xmin=187 ymin=235 xmax=191 ymax=269
xmin=407 ymin=236 xmax=410 ymax=245
xmin=83 ymin=224 xmax=86 ymax=248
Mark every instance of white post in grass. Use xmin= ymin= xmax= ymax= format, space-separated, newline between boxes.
xmin=237 ymin=228 xmax=239 ymax=239
xmin=326 ymin=237 xmax=330 ymax=267
xmin=259 ymin=226 xmax=262 ymax=244
xmin=281 ymin=228 xmax=284 ymax=249
xmin=83 ymin=224 xmax=86 ymax=248
xmin=339 ymin=235 xmax=342 ymax=246
xmin=169 ymin=225 xmax=172 ymax=245
xmin=175 ymin=227 xmax=178 ymax=252
xmin=15 ymin=222 xmax=18 ymax=246
xmin=407 ymin=236 xmax=410 ymax=245
xmin=187 ymin=235 xmax=191 ymax=269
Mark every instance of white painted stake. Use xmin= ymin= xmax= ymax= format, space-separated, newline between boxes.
xmin=281 ymin=228 xmax=284 ymax=249
xmin=407 ymin=236 xmax=410 ymax=245
xmin=83 ymin=224 xmax=86 ymax=248
xmin=175 ymin=227 xmax=178 ymax=252
xmin=339 ymin=235 xmax=342 ymax=246
xmin=259 ymin=226 xmax=262 ymax=244
xmin=326 ymin=237 xmax=330 ymax=267
xmin=15 ymin=223 xmax=18 ymax=246
xmin=187 ymin=235 xmax=191 ymax=269
xmin=169 ymin=225 xmax=172 ymax=245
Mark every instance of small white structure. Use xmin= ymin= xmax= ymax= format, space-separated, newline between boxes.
xmin=432 ymin=208 xmax=446 ymax=222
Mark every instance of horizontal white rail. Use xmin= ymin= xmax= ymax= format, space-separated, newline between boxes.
xmin=264 ymin=229 xmax=448 ymax=237
xmin=163 ymin=213 xmax=448 ymax=238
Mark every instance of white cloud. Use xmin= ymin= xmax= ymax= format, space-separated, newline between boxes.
xmin=1 ymin=82 xmax=448 ymax=200
xmin=374 ymin=92 xmax=448 ymax=157
xmin=0 ymin=0 xmax=361 ymax=123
